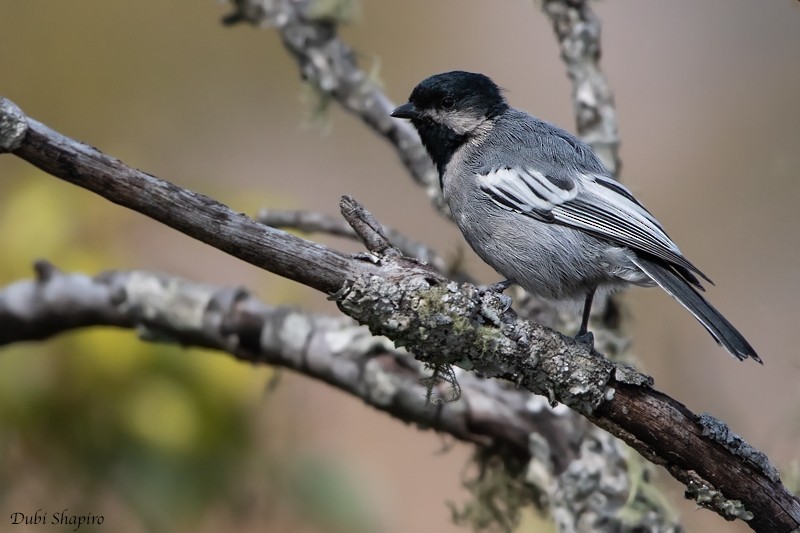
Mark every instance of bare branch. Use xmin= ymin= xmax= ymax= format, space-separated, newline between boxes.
xmin=257 ymin=207 xmax=462 ymax=279
xmin=257 ymin=207 xmax=357 ymax=238
xmin=2 ymin=99 xmax=797 ymax=530
xmin=1 ymin=101 xmax=367 ymax=296
xmin=339 ymin=194 xmax=399 ymax=256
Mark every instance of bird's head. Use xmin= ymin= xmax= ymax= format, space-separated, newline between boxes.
xmin=391 ymin=71 xmax=508 ymax=175
xmin=392 ymin=71 xmax=507 ymax=134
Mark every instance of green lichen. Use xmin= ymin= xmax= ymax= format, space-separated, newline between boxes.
xmin=448 ymin=447 xmax=543 ymax=533
xmin=337 ymin=271 xmax=614 ymax=413
xmin=685 ymin=479 xmax=753 ymax=521
xmin=304 ymin=0 xmax=360 ymax=24
xmin=337 ymin=275 xmax=521 ymax=402
xmin=616 ymin=447 xmax=679 ymax=529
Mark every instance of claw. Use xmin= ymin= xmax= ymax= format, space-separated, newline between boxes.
xmin=481 ymin=279 xmax=514 ymax=294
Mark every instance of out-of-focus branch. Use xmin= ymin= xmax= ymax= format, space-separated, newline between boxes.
xmin=257 ymin=207 xmax=466 ymax=280
xmin=542 ymin=0 xmax=621 ymax=177
xmin=222 ymin=0 xmax=441 ymax=207
xmin=0 ymin=260 xmax=544 ymax=451
xmin=3 ymin=77 xmax=796 ymax=533
xmin=538 ymin=0 xmax=627 ymax=362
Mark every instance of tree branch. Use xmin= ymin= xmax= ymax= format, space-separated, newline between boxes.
xmin=1 ymin=100 xmax=797 ymax=530
xmin=0 ymin=99 xmax=365 ymax=296
xmin=0 ymin=261 xmax=530 ymax=449
xmin=0 ymin=261 xmax=672 ymax=530
xmin=542 ymin=0 xmax=621 ymax=176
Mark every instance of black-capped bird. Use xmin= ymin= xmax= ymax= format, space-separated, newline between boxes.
xmin=391 ymin=71 xmax=760 ymax=363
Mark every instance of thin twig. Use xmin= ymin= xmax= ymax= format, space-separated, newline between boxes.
xmin=339 ymin=195 xmax=398 ymax=256
xmin=257 ymin=207 xmax=462 ymax=278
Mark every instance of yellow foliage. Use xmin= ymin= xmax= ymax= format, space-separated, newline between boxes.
xmin=68 ymin=328 xmax=153 ymax=380
xmin=0 ymin=179 xmax=74 ymax=278
xmin=0 ymin=345 xmax=55 ymax=410
xmin=122 ymin=375 xmax=201 ymax=454
xmin=0 ymin=175 xmax=131 ymax=280
xmin=186 ymin=347 xmax=273 ymax=406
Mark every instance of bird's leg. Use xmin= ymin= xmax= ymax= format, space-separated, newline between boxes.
xmin=575 ymin=288 xmax=596 ymax=346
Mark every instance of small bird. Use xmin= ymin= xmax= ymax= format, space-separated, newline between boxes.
xmin=391 ymin=71 xmax=760 ymax=363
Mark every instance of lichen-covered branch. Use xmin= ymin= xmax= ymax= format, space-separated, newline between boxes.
xmin=0 ymin=261 xmax=672 ymax=530
xmin=2 ymin=99 xmax=797 ymax=530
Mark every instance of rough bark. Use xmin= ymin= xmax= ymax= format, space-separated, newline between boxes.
xmin=1 ymin=99 xmax=798 ymax=530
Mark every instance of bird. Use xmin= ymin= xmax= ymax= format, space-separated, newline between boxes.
xmin=390 ymin=70 xmax=760 ymax=363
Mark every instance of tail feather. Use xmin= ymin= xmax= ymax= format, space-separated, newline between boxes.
xmin=631 ymin=256 xmax=761 ymax=363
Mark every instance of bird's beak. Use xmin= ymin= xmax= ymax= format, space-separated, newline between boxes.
xmin=391 ymin=102 xmax=419 ymax=119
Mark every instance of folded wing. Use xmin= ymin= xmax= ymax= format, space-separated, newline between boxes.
xmin=478 ymin=166 xmax=710 ymax=289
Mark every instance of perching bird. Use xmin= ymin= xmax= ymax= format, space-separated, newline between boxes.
xmin=391 ymin=71 xmax=760 ymax=363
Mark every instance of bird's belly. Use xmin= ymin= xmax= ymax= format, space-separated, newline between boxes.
xmin=452 ymin=206 xmax=637 ymax=300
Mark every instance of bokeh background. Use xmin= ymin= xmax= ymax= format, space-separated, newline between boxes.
xmin=1 ymin=1 xmax=799 ymax=531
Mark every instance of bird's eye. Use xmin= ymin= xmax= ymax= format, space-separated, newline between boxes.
xmin=441 ymin=96 xmax=455 ymax=109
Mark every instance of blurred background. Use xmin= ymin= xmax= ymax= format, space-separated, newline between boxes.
xmin=1 ymin=0 xmax=798 ymax=531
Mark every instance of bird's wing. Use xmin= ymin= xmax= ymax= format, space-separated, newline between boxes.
xmin=478 ymin=166 xmax=711 ymax=286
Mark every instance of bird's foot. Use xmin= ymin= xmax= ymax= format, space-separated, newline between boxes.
xmin=481 ymin=279 xmax=514 ymax=294
xmin=574 ymin=331 xmax=595 ymax=349
xmin=478 ymin=280 xmax=514 ymax=312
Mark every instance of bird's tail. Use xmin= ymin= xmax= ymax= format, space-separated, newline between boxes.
xmin=631 ymin=255 xmax=761 ymax=363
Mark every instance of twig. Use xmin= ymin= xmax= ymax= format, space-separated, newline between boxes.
xmin=257 ymin=207 xmax=357 ymax=238
xmin=339 ymin=195 xmax=398 ymax=256
xmin=257 ymin=207 xmax=462 ymax=278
